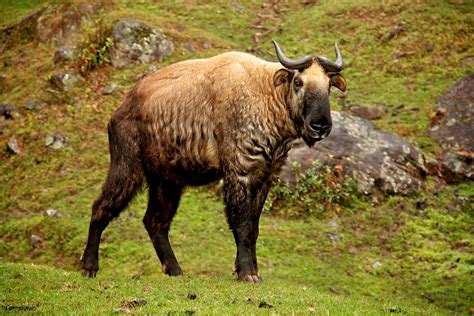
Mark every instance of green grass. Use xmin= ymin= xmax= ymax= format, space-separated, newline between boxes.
xmin=0 ymin=0 xmax=47 ymax=27
xmin=1 ymin=0 xmax=473 ymax=314
xmin=1 ymin=261 xmax=440 ymax=315
xmin=1 ymin=187 xmax=472 ymax=313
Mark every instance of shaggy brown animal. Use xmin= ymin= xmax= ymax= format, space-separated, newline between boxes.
xmin=82 ymin=40 xmax=346 ymax=282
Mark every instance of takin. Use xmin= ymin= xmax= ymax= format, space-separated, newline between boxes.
xmin=81 ymin=40 xmax=346 ymax=282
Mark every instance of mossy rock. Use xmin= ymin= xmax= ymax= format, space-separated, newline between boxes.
xmin=110 ymin=18 xmax=174 ymax=68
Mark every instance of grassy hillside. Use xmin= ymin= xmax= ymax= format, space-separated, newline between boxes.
xmin=1 ymin=0 xmax=473 ymax=314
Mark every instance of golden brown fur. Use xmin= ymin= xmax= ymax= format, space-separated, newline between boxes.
xmin=82 ymin=46 xmax=345 ymax=282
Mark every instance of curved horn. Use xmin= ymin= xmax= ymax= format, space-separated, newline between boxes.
xmin=272 ymin=40 xmax=313 ymax=70
xmin=334 ymin=42 xmax=343 ymax=68
xmin=316 ymin=42 xmax=344 ymax=73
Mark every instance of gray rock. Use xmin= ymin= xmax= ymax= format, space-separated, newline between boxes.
xmin=36 ymin=3 xmax=103 ymax=47
xmin=30 ymin=234 xmax=43 ymax=247
xmin=146 ymin=65 xmax=159 ymax=75
xmin=372 ymin=261 xmax=382 ymax=269
xmin=7 ymin=136 xmax=21 ymax=154
xmin=110 ymin=18 xmax=173 ymax=68
xmin=45 ymin=209 xmax=61 ymax=217
xmin=231 ymin=0 xmax=245 ymax=13
xmin=0 ymin=104 xmax=17 ymax=119
xmin=49 ymin=71 xmax=82 ymax=92
xmin=427 ymin=73 xmax=474 ymax=151
xmin=328 ymin=218 xmax=339 ymax=228
xmin=25 ymin=99 xmax=46 ymax=111
xmin=326 ymin=232 xmax=342 ymax=243
xmin=184 ymin=42 xmax=197 ymax=54
xmin=202 ymin=40 xmax=212 ymax=50
xmin=426 ymin=73 xmax=473 ymax=183
xmin=380 ymin=21 xmax=405 ymax=42
xmin=280 ymin=111 xmax=427 ymax=195
xmin=45 ymin=135 xmax=67 ymax=149
xmin=53 ymin=47 xmax=75 ymax=64
xmin=101 ymin=83 xmax=117 ymax=95
xmin=440 ymin=151 xmax=473 ymax=183
xmin=350 ymin=105 xmax=384 ymax=120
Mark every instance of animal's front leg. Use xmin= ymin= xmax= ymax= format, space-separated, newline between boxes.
xmin=232 ymin=220 xmax=261 ymax=282
xmin=224 ymin=173 xmax=269 ymax=282
xmin=249 ymin=179 xmax=272 ymax=280
xmin=143 ymin=180 xmax=183 ymax=276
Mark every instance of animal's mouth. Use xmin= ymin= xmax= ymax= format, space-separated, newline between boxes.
xmin=302 ymin=122 xmax=331 ymax=146
xmin=302 ymin=133 xmax=323 ymax=147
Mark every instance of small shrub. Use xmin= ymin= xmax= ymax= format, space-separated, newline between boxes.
xmin=76 ymin=9 xmax=112 ymax=73
xmin=265 ymin=161 xmax=358 ymax=217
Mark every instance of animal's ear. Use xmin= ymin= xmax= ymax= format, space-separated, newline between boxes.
xmin=273 ymin=68 xmax=294 ymax=87
xmin=330 ymin=74 xmax=346 ymax=92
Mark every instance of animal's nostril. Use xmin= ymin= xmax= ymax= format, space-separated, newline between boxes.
xmin=310 ymin=123 xmax=331 ymax=135
xmin=322 ymin=125 xmax=332 ymax=133
xmin=309 ymin=123 xmax=322 ymax=131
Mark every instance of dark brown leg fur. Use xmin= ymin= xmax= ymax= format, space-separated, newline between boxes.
xmin=225 ymin=175 xmax=272 ymax=283
xmin=81 ymin=166 xmax=143 ymax=277
xmin=143 ymin=180 xmax=183 ymax=276
xmin=82 ymin=118 xmax=143 ymax=277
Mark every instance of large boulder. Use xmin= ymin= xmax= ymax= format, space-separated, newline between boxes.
xmin=0 ymin=8 xmax=45 ymax=53
xmin=36 ymin=3 xmax=103 ymax=47
xmin=1 ymin=3 xmax=102 ymax=52
xmin=426 ymin=73 xmax=473 ymax=183
xmin=110 ymin=18 xmax=173 ymax=68
xmin=280 ymin=112 xmax=427 ymax=195
xmin=427 ymin=73 xmax=474 ymax=151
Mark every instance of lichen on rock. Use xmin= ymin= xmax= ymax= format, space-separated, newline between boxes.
xmin=109 ymin=18 xmax=174 ymax=68
xmin=426 ymin=73 xmax=473 ymax=183
xmin=280 ymin=111 xmax=427 ymax=195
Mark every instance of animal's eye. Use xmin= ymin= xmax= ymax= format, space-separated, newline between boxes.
xmin=294 ymin=77 xmax=303 ymax=88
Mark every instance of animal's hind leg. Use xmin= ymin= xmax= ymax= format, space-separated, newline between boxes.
xmin=81 ymin=166 xmax=143 ymax=277
xmin=143 ymin=180 xmax=183 ymax=276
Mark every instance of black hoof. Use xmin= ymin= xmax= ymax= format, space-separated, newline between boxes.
xmin=81 ymin=268 xmax=98 ymax=278
xmin=162 ymin=263 xmax=183 ymax=276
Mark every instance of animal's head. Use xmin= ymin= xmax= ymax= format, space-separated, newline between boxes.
xmin=272 ymin=40 xmax=346 ymax=147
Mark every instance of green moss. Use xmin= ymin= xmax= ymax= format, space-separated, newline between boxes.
xmin=0 ymin=0 xmax=47 ymax=27
xmin=1 ymin=0 xmax=473 ymax=314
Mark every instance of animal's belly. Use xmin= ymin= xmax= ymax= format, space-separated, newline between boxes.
xmin=145 ymin=139 xmax=222 ymax=186
xmin=156 ymin=158 xmax=222 ymax=186
xmin=176 ymin=166 xmax=223 ymax=186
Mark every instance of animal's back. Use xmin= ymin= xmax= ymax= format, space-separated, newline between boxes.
xmin=114 ymin=52 xmax=275 ymax=185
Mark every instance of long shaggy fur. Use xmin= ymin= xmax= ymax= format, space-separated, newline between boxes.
xmin=82 ymin=49 xmax=338 ymax=281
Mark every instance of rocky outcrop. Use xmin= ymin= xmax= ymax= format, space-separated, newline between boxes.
xmin=427 ymin=73 xmax=474 ymax=151
xmin=1 ymin=3 xmax=102 ymax=53
xmin=426 ymin=73 xmax=473 ymax=183
xmin=109 ymin=18 xmax=173 ymax=68
xmin=0 ymin=8 xmax=45 ymax=53
xmin=36 ymin=3 xmax=103 ymax=47
xmin=280 ymin=112 xmax=427 ymax=195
